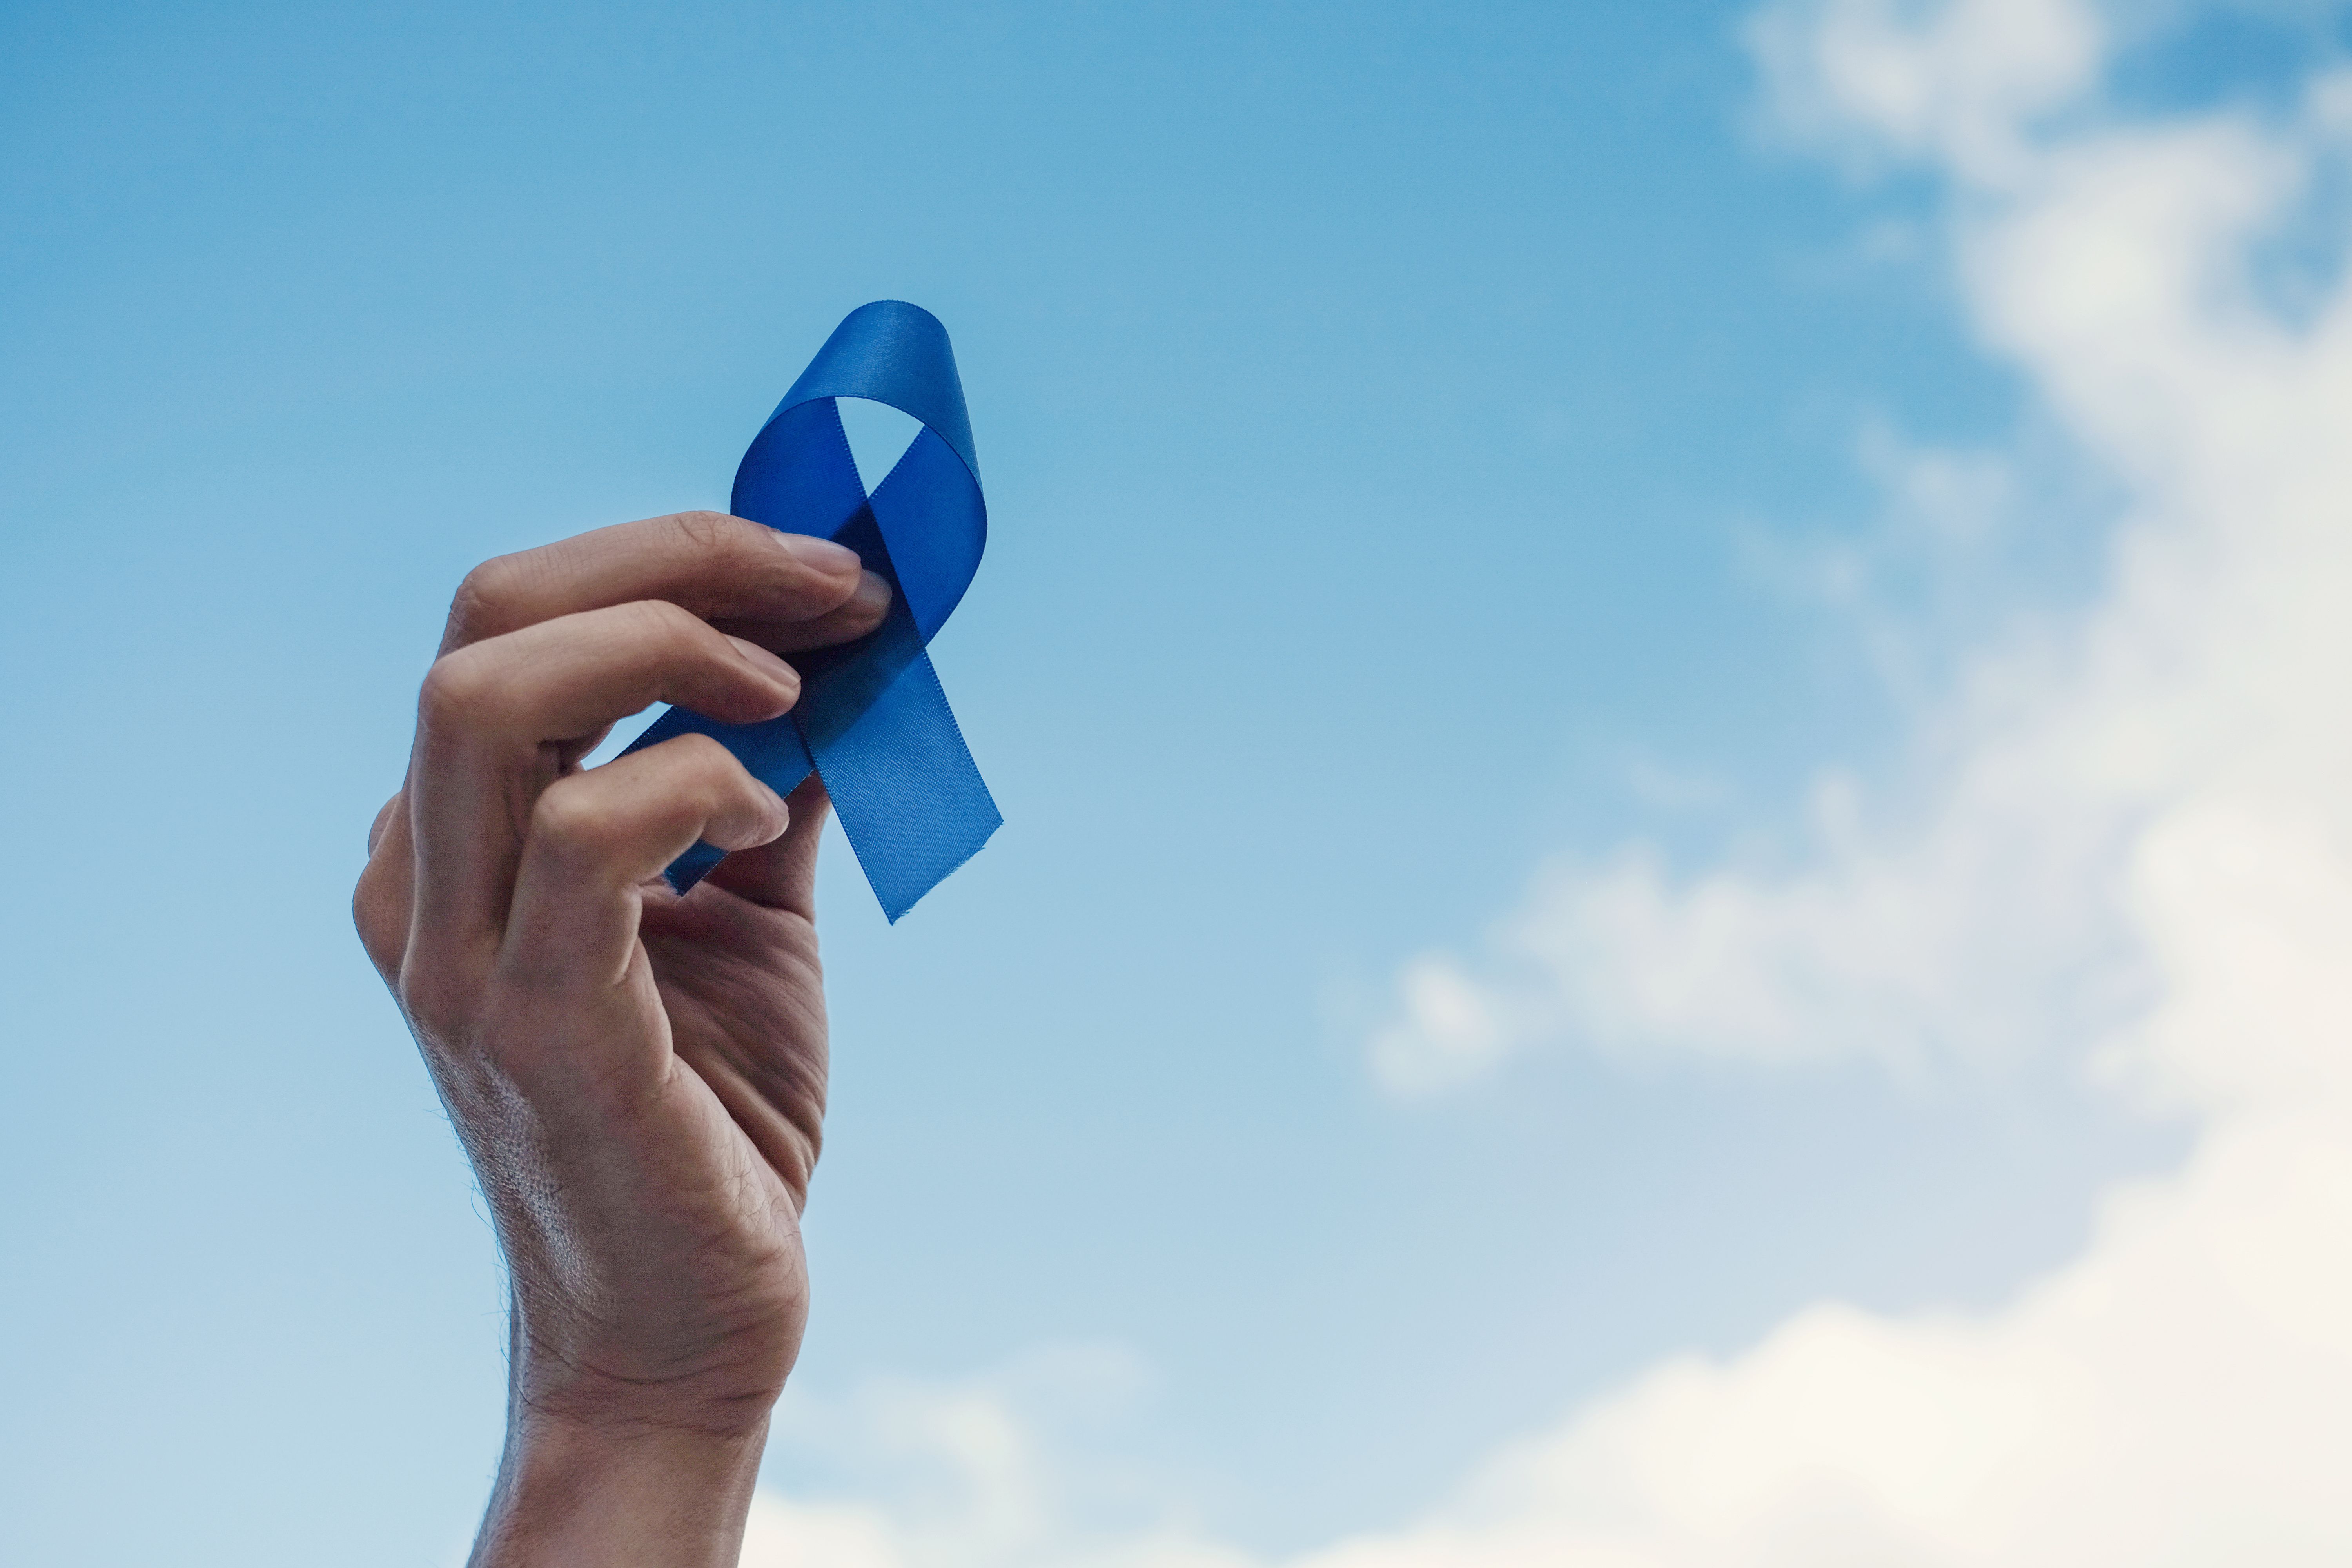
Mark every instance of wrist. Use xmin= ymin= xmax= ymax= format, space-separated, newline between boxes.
xmin=504 ymin=1278 xmax=800 ymax=1440
xmin=472 ymin=1407 xmax=771 ymax=1568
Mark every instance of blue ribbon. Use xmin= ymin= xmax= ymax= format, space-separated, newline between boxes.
xmin=623 ymin=300 xmax=1000 ymax=921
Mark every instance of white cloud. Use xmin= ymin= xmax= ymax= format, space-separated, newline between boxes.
xmin=741 ymin=1345 xmax=1254 ymax=1568
xmin=1749 ymin=0 xmax=2103 ymax=183
xmin=1377 ymin=0 xmax=2352 ymax=1090
xmin=1299 ymin=809 xmax=2352 ymax=1566
xmin=754 ymin=4 xmax=2352 ymax=1564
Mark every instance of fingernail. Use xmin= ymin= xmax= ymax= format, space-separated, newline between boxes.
xmin=773 ymin=530 xmax=861 ymax=575
xmin=849 ymin=569 xmax=893 ymax=618
xmin=724 ymin=635 xmax=800 ymax=690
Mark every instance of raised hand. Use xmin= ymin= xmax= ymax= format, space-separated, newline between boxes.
xmin=353 ymin=510 xmax=891 ymax=1567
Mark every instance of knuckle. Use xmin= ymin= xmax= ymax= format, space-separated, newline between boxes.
xmin=395 ymin=967 xmax=473 ymax=1045
xmin=529 ymin=776 xmax=619 ymax=858
xmin=351 ymin=873 xmax=404 ymax=980
xmin=445 ymin=555 xmax=529 ymax=646
xmin=366 ymin=792 xmax=403 ymax=855
xmin=416 ymin=649 xmax=496 ymax=731
xmin=667 ymin=730 xmax=744 ymax=784
xmin=618 ymin=595 xmax=707 ymax=653
xmin=667 ymin=509 xmax=737 ymax=553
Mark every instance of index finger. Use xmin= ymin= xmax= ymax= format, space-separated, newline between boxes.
xmin=439 ymin=510 xmax=867 ymax=653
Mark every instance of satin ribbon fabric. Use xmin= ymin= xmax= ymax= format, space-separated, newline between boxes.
xmin=622 ymin=300 xmax=1000 ymax=921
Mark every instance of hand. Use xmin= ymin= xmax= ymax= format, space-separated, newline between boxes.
xmin=352 ymin=511 xmax=892 ymax=1567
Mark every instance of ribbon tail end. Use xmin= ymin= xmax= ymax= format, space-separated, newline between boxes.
xmin=879 ymin=804 xmax=1002 ymax=924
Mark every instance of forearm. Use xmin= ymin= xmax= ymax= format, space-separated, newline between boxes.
xmin=471 ymin=1406 xmax=769 ymax=1568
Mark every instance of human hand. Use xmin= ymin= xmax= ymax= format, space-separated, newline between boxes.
xmin=352 ymin=511 xmax=891 ymax=1567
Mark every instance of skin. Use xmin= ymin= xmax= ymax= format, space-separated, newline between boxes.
xmin=352 ymin=510 xmax=896 ymax=1566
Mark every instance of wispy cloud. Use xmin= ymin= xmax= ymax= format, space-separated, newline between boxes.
xmin=1374 ymin=0 xmax=2352 ymax=1091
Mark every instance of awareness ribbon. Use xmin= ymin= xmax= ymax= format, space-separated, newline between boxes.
xmin=622 ymin=300 xmax=1000 ymax=921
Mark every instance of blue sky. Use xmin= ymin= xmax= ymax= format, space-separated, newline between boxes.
xmin=7 ymin=3 xmax=2350 ymax=1564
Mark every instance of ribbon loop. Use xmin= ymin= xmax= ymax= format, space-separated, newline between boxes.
xmin=623 ymin=301 xmax=1000 ymax=921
